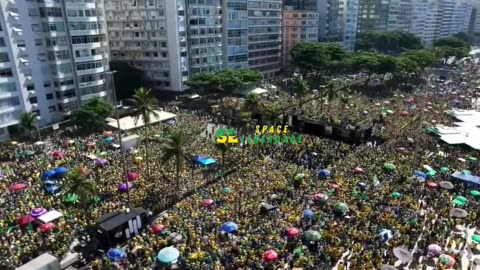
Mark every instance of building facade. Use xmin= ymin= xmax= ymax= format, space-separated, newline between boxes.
xmin=222 ymin=0 xmax=248 ymax=69
xmin=282 ymin=6 xmax=318 ymax=69
xmin=105 ymin=0 xmax=187 ymax=92
xmin=246 ymin=0 xmax=282 ymax=78
xmin=0 ymin=0 xmax=110 ymax=141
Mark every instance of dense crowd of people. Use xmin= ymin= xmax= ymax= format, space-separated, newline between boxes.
xmin=0 ymin=60 xmax=479 ymax=270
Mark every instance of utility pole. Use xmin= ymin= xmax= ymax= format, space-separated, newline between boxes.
xmin=107 ymin=70 xmax=130 ymax=210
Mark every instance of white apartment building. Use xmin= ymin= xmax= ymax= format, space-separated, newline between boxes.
xmin=282 ymin=7 xmax=318 ymax=69
xmin=0 ymin=0 xmax=110 ymax=141
xmin=105 ymin=0 xmax=187 ymax=92
xmin=357 ymin=0 xmax=472 ymax=47
xmin=317 ymin=0 xmax=358 ymax=51
xmin=470 ymin=0 xmax=480 ymax=33
xmin=246 ymin=0 xmax=282 ymax=78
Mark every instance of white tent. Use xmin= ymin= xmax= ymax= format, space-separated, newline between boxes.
xmin=106 ymin=110 xmax=176 ymax=131
xmin=250 ymin=87 xmax=268 ymax=95
xmin=38 ymin=210 xmax=63 ymax=223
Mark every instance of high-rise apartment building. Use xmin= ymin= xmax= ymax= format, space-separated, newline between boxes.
xmin=105 ymin=0 xmax=188 ymax=92
xmin=246 ymin=0 xmax=282 ymax=78
xmin=0 ymin=0 xmax=111 ymax=141
xmin=282 ymin=6 xmax=319 ymax=69
xmin=222 ymin=0 xmax=248 ymax=69
xmin=356 ymin=0 xmax=472 ymax=46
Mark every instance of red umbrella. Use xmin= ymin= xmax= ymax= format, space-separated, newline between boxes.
xmin=86 ymin=142 xmax=95 ymax=147
xmin=52 ymin=151 xmax=65 ymax=159
xmin=9 ymin=183 xmax=27 ymax=192
xmin=314 ymin=193 xmax=328 ymax=202
xmin=426 ymin=182 xmax=438 ymax=188
xmin=39 ymin=223 xmax=55 ymax=233
xmin=202 ymin=199 xmax=214 ymax=207
xmin=354 ymin=167 xmax=364 ymax=173
xmin=103 ymin=131 xmax=113 ymax=137
xmin=127 ymin=172 xmax=139 ymax=181
xmin=286 ymin=227 xmax=299 ymax=237
xmin=18 ymin=215 xmax=35 ymax=226
xmin=263 ymin=250 xmax=278 ymax=262
xmin=400 ymin=111 xmax=409 ymax=117
xmin=151 ymin=224 xmax=165 ymax=234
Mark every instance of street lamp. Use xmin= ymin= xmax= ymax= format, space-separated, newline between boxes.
xmin=107 ymin=70 xmax=130 ymax=210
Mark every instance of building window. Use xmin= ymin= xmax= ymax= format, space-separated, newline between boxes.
xmin=26 ymin=84 xmax=35 ymax=91
xmin=0 ymin=69 xmax=13 ymax=77
xmin=32 ymin=24 xmax=41 ymax=32
xmin=0 ymin=53 xmax=8 ymax=62
xmin=44 ymin=81 xmax=51 ymax=87
xmin=48 ymin=105 xmax=56 ymax=112
xmin=35 ymin=39 xmax=43 ymax=46
xmin=46 ymin=93 xmax=53 ymax=100
xmin=29 ymin=97 xmax=38 ymax=104
xmin=0 ymin=38 xmax=5 ymax=47
xmin=28 ymin=8 xmax=39 ymax=16
xmin=0 ymin=82 xmax=16 ymax=93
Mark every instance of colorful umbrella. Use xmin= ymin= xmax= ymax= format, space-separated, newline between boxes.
xmin=426 ymin=182 xmax=438 ymax=188
xmin=439 ymin=181 xmax=454 ymax=190
xmin=452 ymin=199 xmax=465 ymax=207
xmin=54 ymin=167 xmax=68 ymax=174
xmin=334 ymin=202 xmax=349 ymax=214
xmin=426 ymin=170 xmax=436 ymax=177
xmin=440 ymin=167 xmax=449 ymax=172
xmin=427 ymin=244 xmax=442 ymax=255
xmin=391 ymin=192 xmax=401 ymax=198
xmin=42 ymin=170 xmax=56 ymax=179
xmin=470 ymin=190 xmax=480 ymax=197
xmin=303 ymin=209 xmax=314 ymax=217
xmin=39 ymin=223 xmax=55 ymax=233
xmin=106 ymin=248 xmax=126 ymax=262
xmin=472 ymin=234 xmax=480 ymax=243
xmin=384 ymin=163 xmax=396 ymax=171
xmin=313 ymin=193 xmax=328 ymax=202
xmin=469 ymin=157 xmax=477 ymax=162
xmin=414 ymin=171 xmax=427 ymax=179
xmin=462 ymin=170 xmax=471 ymax=175
xmin=18 ymin=215 xmax=35 ymax=226
xmin=95 ymin=159 xmax=108 ymax=167
xmin=127 ymin=172 xmax=139 ymax=181
xmin=63 ymin=194 xmax=79 ymax=204
xmin=393 ymin=247 xmax=413 ymax=262
xmin=30 ymin=207 xmax=47 ymax=218
xmin=221 ymin=222 xmax=238 ymax=233
xmin=223 ymin=187 xmax=231 ymax=193
xmin=439 ymin=254 xmax=456 ymax=267
xmin=118 ymin=183 xmax=133 ymax=192
xmin=304 ymin=230 xmax=321 ymax=242
xmin=157 ymin=246 xmax=180 ymax=264
xmin=318 ymin=169 xmax=330 ymax=177
xmin=294 ymin=173 xmax=305 ymax=180
xmin=380 ymin=229 xmax=393 ymax=240
xmin=202 ymin=199 xmax=214 ymax=207
xmin=354 ymin=167 xmax=364 ymax=173
xmin=450 ymin=208 xmax=468 ymax=218
xmin=263 ymin=250 xmax=278 ymax=262
xmin=9 ymin=183 xmax=27 ymax=192
xmin=455 ymin=196 xmax=467 ymax=203
xmin=151 ymin=224 xmax=165 ymax=234
xmin=286 ymin=227 xmax=299 ymax=237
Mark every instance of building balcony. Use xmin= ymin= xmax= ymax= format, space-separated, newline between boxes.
xmin=78 ymin=78 xmax=105 ymax=88
xmin=80 ymin=90 xmax=106 ymax=101
xmin=76 ymin=66 xmax=105 ymax=76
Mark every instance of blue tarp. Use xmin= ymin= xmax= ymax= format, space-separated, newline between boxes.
xmin=42 ymin=170 xmax=56 ymax=179
xmin=55 ymin=167 xmax=68 ymax=174
xmin=46 ymin=185 xmax=59 ymax=193
xmin=193 ymin=155 xmax=208 ymax=162
xmin=199 ymin=158 xmax=216 ymax=166
xmin=318 ymin=169 xmax=331 ymax=177
xmin=451 ymin=171 xmax=480 ymax=186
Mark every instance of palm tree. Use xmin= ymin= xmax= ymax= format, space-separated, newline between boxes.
xmin=294 ymin=78 xmax=310 ymax=107
xmin=239 ymin=111 xmax=252 ymax=133
xmin=63 ymin=167 xmax=97 ymax=226
xmin=265 ymin=104 xmax=282 ymax=126
xmin=244 ymin=93 xmax=261 ymax=112
xmin=215 ymin=143 xmax=229 ymax=178
xmin=129 ymin=87 xmax=158 ymax=180
xmin=19 ymin=112 xmax=40 ymax=141
xmin=159 ymin=130 xmax=187 ymax=197
xmin=339 ymin=88 xmax=354 ymax=113
xmin=323 ymin=81 xmax=340 ymax=112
